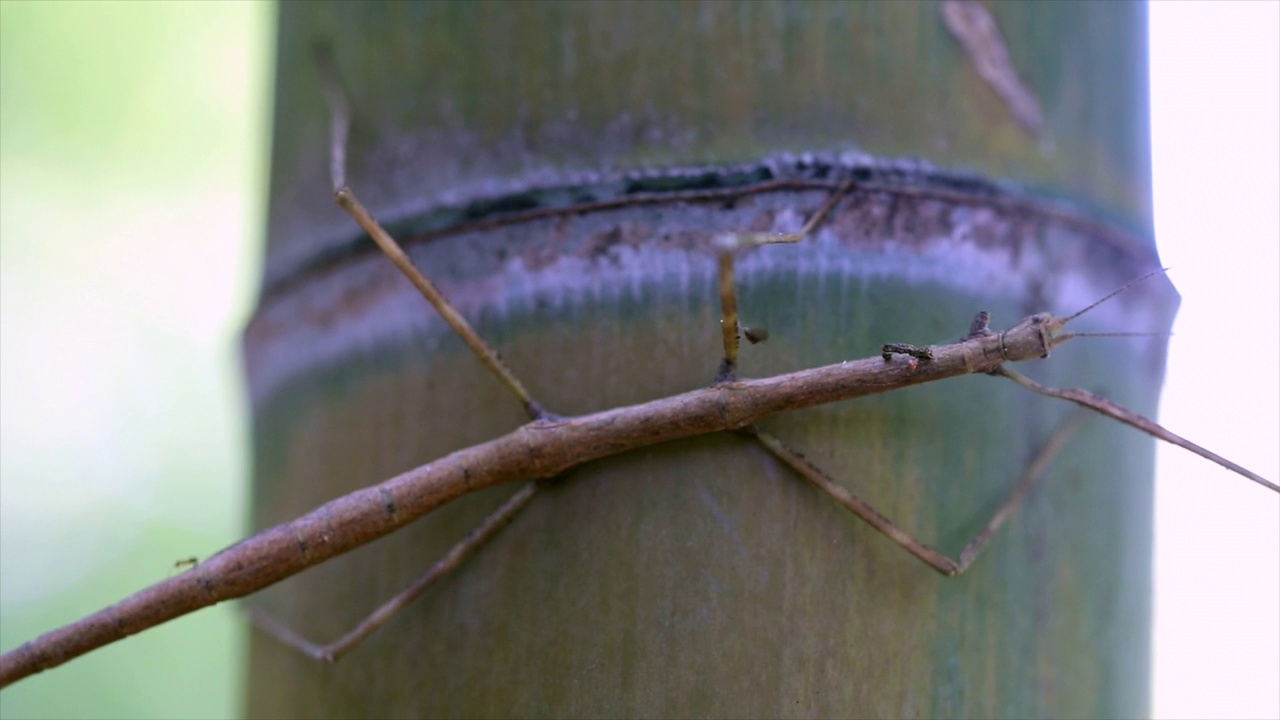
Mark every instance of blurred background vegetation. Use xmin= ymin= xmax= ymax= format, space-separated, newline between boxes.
xmin=0 ymin=3 xmax=270 ymax=718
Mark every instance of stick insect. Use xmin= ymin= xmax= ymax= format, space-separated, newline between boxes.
xmin=1 ymin=49 xmax=1276 ymax=691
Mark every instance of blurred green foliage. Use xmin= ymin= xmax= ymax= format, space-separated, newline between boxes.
xmin=0 ymin=3 xmax=271 ymax=718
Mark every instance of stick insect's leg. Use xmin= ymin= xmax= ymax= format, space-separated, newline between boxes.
xmin=249 ymin=480 xmax=540 ymax=663
xmin=246 ymin=50 xmax=551 ymax=662
xmin=314 ymin=46 xmax=547 ymax=420
xmin=993 ymin=366 xmax=1279 ymax=493
xmin=714 ymin=182 xmax=852 ymax=381
xmin=747 ymin=413 xmax=1084 ymax=576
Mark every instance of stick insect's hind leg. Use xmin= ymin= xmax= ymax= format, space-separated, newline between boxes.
xmin=745 ymin=411 xmax=1085 ymax=576
xmin=714 ymin=182 xmax=852 ymax=382
xmin=246 ymin=48 xmax=554 ymax=662
xmin=249 ymin=480 xmax=541 ymax=662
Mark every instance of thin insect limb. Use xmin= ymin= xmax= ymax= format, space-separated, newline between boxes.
xmin=716 ymin=249 xmax=741 ymax=381
xmin=714 ymin=179 xmax=854 ymax=254
xmin=748 ymin=413 xmax=1084 ymax=576
xmin=715 ymin=181 xmax=853 ymax=380
xmin=312 ymin=43 xmax=350 ymax=190
xmin=315 ymin=45 xmax=545 ymax=420
xmin=248 ymin=480 xmax=539 ymax=663
xmin=1055 ymin=267 xmax=1169 ymax=329
xmin=259 ymin=49 xmax=552 ymax=665
xmin=992 ymin=366 xmax=1279 ymax=493
xmin=333 ymin=190 xmax=545 ymax=419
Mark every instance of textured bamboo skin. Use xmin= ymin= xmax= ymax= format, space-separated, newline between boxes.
xmin=244 ymin=3 xmax=1169 ymax=717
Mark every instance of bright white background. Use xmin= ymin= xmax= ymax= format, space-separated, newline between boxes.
xmin=0 ymin=3 xmax=1275 ymax=719
xmin=1149 ymin=3 xmax=1279 ymax=719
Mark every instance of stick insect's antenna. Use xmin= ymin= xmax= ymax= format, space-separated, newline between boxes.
xmin=1045 ymin=267 xmax=1170 ymax=349
xmin=714 ymin=181 xmax=852 ymax=381
xmin=312 ymin=45 xmax=546 ymax=420
xmin=1054 ymin=331 xmax=1168 ymax=339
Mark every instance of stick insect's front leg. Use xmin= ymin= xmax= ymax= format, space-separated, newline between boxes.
xmin=992 ymin=367 xmax=1278 ymax=493
xmin=714 ymin=181 xmax=852 ymax=382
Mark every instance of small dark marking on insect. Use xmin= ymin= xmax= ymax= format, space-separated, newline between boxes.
xmin=966 ymin=310 xmax=994 ymax=339
xmin=881 ymin=342 xmax=935 ymax=362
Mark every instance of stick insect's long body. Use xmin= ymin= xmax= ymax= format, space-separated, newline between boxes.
xmin=0 ymin=311 xmax=1063 ymax=688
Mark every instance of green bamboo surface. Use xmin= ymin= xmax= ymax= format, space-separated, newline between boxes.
xmin=244 ymin=3 xmax=1171 ymax=717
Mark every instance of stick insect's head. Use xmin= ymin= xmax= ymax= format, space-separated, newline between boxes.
xmin=999 ymin=312 xmax=1058 ymax=362
xmin=1001 ymin=268 xmax=1170 ymax=363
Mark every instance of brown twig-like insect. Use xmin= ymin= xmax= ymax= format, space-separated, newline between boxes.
xmin=2 ymin=185 xmax=1275 ymax=687
xmin=1 ymin=65 xmax=1275 ymax=691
